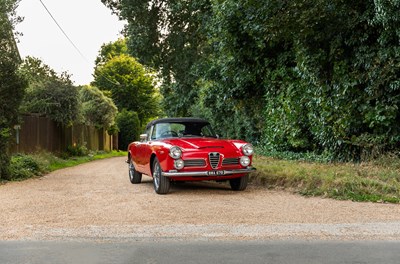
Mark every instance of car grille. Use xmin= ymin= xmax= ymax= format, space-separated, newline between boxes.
xmin=209 ymin=152 xmax=220 ymax=169
xmin=222 ymin=158 xmax=239 ymax=166
xmin=184 ymin=159 xmax=206 ymax=167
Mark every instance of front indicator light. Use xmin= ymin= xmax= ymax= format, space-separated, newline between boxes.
xmin=240 ymin=156 xmax=251 ymax=167
xmin=174 ymin=159 xmax=185 ymax=170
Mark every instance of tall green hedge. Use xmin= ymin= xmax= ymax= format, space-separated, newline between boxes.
xmin=0 ymin=0 xmax=27 ymax=179
xmin=116 ymin=109 xmax=140 ymax=150
xmin=105 ymin=0 xmax=400 ymax=161
xmin=203 ymin=0 xmax=400 ymax=160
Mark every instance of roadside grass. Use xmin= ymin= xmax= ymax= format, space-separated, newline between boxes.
xmin=47 ymin=151 xmax=127 ymax=171
xmin=251 ymin=155 xmax=400 ymax=203
xmin=5 ymin=150 xmax=127 ymax=182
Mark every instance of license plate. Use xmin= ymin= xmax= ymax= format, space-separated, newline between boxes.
xmin=207 ymin=170 xmax=225 ymax=176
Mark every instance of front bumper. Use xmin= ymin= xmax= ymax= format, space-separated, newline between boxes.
xmin=161 ymin=167 xmax=256 ymax=177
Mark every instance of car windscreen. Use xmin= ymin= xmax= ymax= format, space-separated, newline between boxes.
xmin=152 ymin=122 xmax=217 ymax=139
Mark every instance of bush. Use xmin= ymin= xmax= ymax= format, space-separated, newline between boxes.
xmin=116 ymin=109 xmax=140 ymax=150
xmin=79 ymin=85 xmax=117 ymax=129
xmin=65 ymin=144 xmax=89 ymax=157
xmin=256 ymin=147 xmax=334 ymax=164
xmin=8 ymin=154 xmax=43 ymax=180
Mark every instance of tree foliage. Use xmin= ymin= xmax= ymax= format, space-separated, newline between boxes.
xmin=0 ymin=0 xmax=27 ymax=179
xmin=257 ymin=0 xmax=400 ymax=160
xmin=104 ymin=0 xmax=400 ymax=161
xmin=79 ymin=85 xmax=117 ymax=129
xmin=20 ymin=57 xmax=80 ymax=126
xmin=92 ymin=54 xmax=160 ymax=123
xmin=116 ymin=109 xmax=140 ymax=150
xmin=94 ymin=38 xmax=128 ymax=67
xmin=101 ymin=0 xmax=211 ymax=116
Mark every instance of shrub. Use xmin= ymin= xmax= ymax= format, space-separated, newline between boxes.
xmin=79 ymin=85 xmax=117 ymax=129
xmin=65 ymin=144 xmax=89 ymax=157
xmin=116 ymin=109 xmax=140 ymax=150
xmin=8 ymin=154 xmax=42 ymax=180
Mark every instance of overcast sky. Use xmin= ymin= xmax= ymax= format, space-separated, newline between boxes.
xmin=15 ymin=0 xmax=126 ymax=85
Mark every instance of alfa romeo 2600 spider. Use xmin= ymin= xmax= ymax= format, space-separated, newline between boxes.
xmin=127 ymin=117 xmax=256 ymax=194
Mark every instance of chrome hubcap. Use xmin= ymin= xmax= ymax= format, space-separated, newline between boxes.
xmin=153 ymin=163 xmax=160 ymax=189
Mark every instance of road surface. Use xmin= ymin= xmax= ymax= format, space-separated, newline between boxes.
xmin=0 ymin=240 xmax=399 ymax=264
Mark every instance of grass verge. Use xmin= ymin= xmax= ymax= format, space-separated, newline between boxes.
xmin=5 ymin=151 xmax=127 ymax=182
xmin=47 ymin=151 xmax=127 ymax=171
xmin=251 ymin=155 xmax=400 ymax=203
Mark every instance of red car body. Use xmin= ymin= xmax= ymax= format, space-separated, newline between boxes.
xmin=127 ymin=117 xmax=256 ymax=194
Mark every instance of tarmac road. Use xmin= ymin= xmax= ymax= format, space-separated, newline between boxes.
xmin=0 ymin=240 xmax=399 ymax=264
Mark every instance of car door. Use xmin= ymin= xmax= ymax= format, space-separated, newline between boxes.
xmin=136 ymin=126 xmax=154 ymax=174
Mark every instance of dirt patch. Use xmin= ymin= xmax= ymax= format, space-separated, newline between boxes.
xmin=1 ymin=157 xmax=399 ymax=241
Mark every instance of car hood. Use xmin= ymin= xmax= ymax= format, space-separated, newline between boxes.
xmin=162 ymin=137 xmax=244 ymax=151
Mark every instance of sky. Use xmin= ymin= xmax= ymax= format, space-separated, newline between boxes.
xmin=15 ymin=0 xmax=126 ymax=85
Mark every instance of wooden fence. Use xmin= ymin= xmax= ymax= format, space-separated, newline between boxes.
xmin=9 ymin=114 xmax=118 ymax=154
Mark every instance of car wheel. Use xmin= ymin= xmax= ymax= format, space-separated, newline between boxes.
xmin=129 ymin=159 xmax=142 ymax=184
xmin=152 ymin=158 xmax=170 ymax=194
xmin=229 ymin=175 xmax=249 ymax=191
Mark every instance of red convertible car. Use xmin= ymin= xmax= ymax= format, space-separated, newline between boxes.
xmin=127 ymin=117 xmax=256 ymax=194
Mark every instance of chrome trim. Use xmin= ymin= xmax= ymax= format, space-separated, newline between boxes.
xmin=161 ymin=167 xmax=256 ymax=177
xmin=140 ymin=134 xmax=147 ymax=141
xmin=209 ymin=152 xmax=220 ymax=169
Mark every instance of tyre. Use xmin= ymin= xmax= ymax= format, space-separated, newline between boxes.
xmin=152 ymin=158 xmax=170 ymax=194
xmin=128 ymin=158 xmax=142 ymax=184
xmin=229 ymin=175 xmax=249 ymax=191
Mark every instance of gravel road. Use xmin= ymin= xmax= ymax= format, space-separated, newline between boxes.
xmin=1 ymin=157 xmax=399 ymax=241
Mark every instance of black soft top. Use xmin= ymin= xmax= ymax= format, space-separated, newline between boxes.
xmin=145 ymin=117 xmax=209 ymax=130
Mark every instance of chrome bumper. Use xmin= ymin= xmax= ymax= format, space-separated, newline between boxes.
xmin=161 ymin=167 xmax=256 ymax=177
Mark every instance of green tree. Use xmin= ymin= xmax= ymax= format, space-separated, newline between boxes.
xmin=20 ymin=57 xmax=80 ymax=125
xmin=116 ymin=109 xmax=140 ymax=150
xmin=79 ymin=85 xmax=118 ymax=129
xmin=92 ymin=54 xmax=160 ymax=123
xmin=197 ymin=0 xmax=277 ymax=141
xmin=0 ymin=0 xmax=27 ymax=179
xmin=202 ymin=0 xmax=400 ymax=160
xmin=94 ymin=38 xmax=128 ymax=67
xmin=103 ymin=0 xmax=400 ymax=160
xmin=264 ymin=0 xmax=400 ymax=160
xmin=101 ymin=0 xmax=212 ymax=116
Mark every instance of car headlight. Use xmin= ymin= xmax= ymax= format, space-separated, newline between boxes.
xmin=169 ymin=146 xmax=182 ymax=159
xmin=241 ymin=143 xmax=254 ymax=156
xmin=174 ymin=159 xmax=185 ymax=170
xmin=240 ymin=156 xmax=251 ymax=167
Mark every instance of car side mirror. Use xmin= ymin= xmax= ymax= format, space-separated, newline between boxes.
xmin=140 ymin=134 xmax=147 ymax=141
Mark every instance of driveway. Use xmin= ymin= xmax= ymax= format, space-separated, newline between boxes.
xmin=0 ymin=157 xmax=399 ymax=241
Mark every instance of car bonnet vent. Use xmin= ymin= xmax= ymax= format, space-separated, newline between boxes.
xmin=208 ymin=152 xmax=220 ymax=169
xmin=199 ymin=146 xmax=224 ymax=149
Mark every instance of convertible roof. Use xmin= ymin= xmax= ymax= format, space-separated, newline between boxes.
xmin=145 ymin=117 xmax=209 ymax=130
